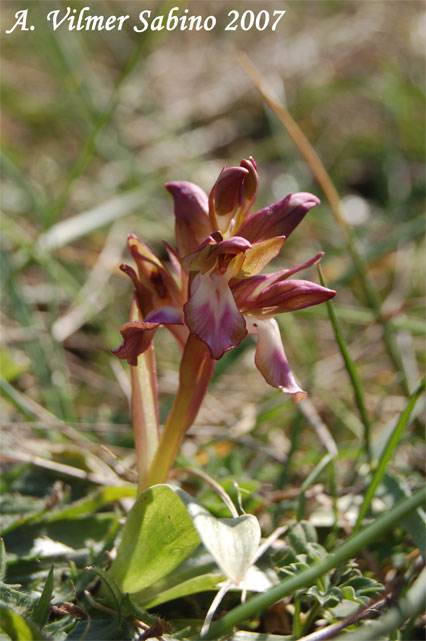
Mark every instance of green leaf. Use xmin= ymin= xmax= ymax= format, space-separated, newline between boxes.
xmin=87 ymin=567 xmax=122 ymax=620
xmin=331 ymin=599 xmax=360 ymax=618
xmin=177 ymin=489 xmax=261 ymax=585
xmin=130 ymin=546 xmax=222 ymax=608
xmin=31 ymin=565 xmax=54 ymax=627
xmin=137 ymin=572 xmax=222 ymax=609
xmin=0 ymin=606 xmax=47 ymax=641
xmin=109 ymin=485 xmax=200 ymax=594
xmin=0 ymin=584 xmax=37 ymax=613
xmin=65 ymin=618 xmax=121 ymax=641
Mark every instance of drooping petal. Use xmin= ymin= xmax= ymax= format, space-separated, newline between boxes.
xmin=245 ymin=317 xmax=307 ymax=402
xmin=237 ymin=192 xmax=320 ymax=243
xmin=112 ymin=321 xmax=159 ymax=367
xmin=184 ymin=272 xmax=247 ymax=359
xmin=113 ymin=307 xmax=183 ymax=366
xmin=165 ymin=181 xmax=212 ymax=256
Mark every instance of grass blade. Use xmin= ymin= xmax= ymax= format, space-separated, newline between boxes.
xmin=354 ymin=378 xmax=425 ymax=530
xmin=31 ymin=566 xmax=54 ymax=627
xmin=297 ymin=453 xmax=334 ymax=521
xmin=318 ymin=264 xmax=371 ymax=461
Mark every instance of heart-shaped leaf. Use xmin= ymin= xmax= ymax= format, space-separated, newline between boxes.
xmin=109 ymin=485 xmax=200 ymax=594
xmin=177 ymin=490 xmax=261 ymax=585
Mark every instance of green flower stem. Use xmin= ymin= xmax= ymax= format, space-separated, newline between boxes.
xmin=204 ymin=487 xmax=426 ymax=639
xmin=354 ymin=377 xmax=425 ymax=531
xmin=147 ymin=335 xmax=214 ymax=488
xmin=129 ymin=298 xmax=160 ymax=494
xmin=318 ymin=265 xmax=372 ymax=462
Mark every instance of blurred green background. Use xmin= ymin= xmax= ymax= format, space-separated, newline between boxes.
xmin=1 ymin=0 xmax=425 ymax=494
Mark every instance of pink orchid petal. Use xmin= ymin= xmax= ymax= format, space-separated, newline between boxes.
xmin=246 ymin=317 xmax=307 ymax=402
xmin=145 ymin=306 xmax=183 ymax=324
xmin=253 ymin=279 xmax=336 ymax=314
xmin=213 ymin=235 xmax=253 ymax=255
xmin=184 ymin=272 xmax=247 ymax=359
xmin=231 ymin=254 xmax=331 ymax=312
xmin=209 ymin=166 xmax=249 ymax=233
xmin=238 ymin=192 xmax=320 ymax=243
xmin=239 ymin=157 xmax=258 ymax=221
xmin=165 ymin=181 xmax=212 ymax=256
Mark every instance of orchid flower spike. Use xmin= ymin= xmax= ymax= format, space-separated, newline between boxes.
xmin=165 ymin=157 xmax=336 ymax=402
xmin=113 ymin=157 xmax=336 ymax=488
xmin=114 ymin=157 xmax=335 ymax=402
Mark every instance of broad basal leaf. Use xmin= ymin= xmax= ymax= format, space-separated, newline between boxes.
xmin=109 ymin=485 xmax=200 ymax=594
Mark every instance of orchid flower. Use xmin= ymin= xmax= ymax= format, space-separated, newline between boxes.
xmin=113 ymin=157 xmax=335 ymax=490
xmin=168 ymin=157 xmax=336 ymax=401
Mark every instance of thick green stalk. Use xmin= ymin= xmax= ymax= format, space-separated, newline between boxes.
xmin=147 ymin=335 xmax=215 ymax=487
xmin=204 ymin=487 xmax=426 ymax=639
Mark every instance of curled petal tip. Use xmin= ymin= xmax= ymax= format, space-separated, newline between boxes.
xmin=288 ymin=192 xmax=321 ymax=208
xmin=292 ymin=390 xmax=308 ymax=403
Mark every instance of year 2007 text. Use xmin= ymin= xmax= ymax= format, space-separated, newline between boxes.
xmin=224 ymin=10 xmax=286 ymax=31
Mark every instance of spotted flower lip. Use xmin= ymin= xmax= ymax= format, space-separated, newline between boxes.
xmin=114 ymin=156 xmax=336 ymax=403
